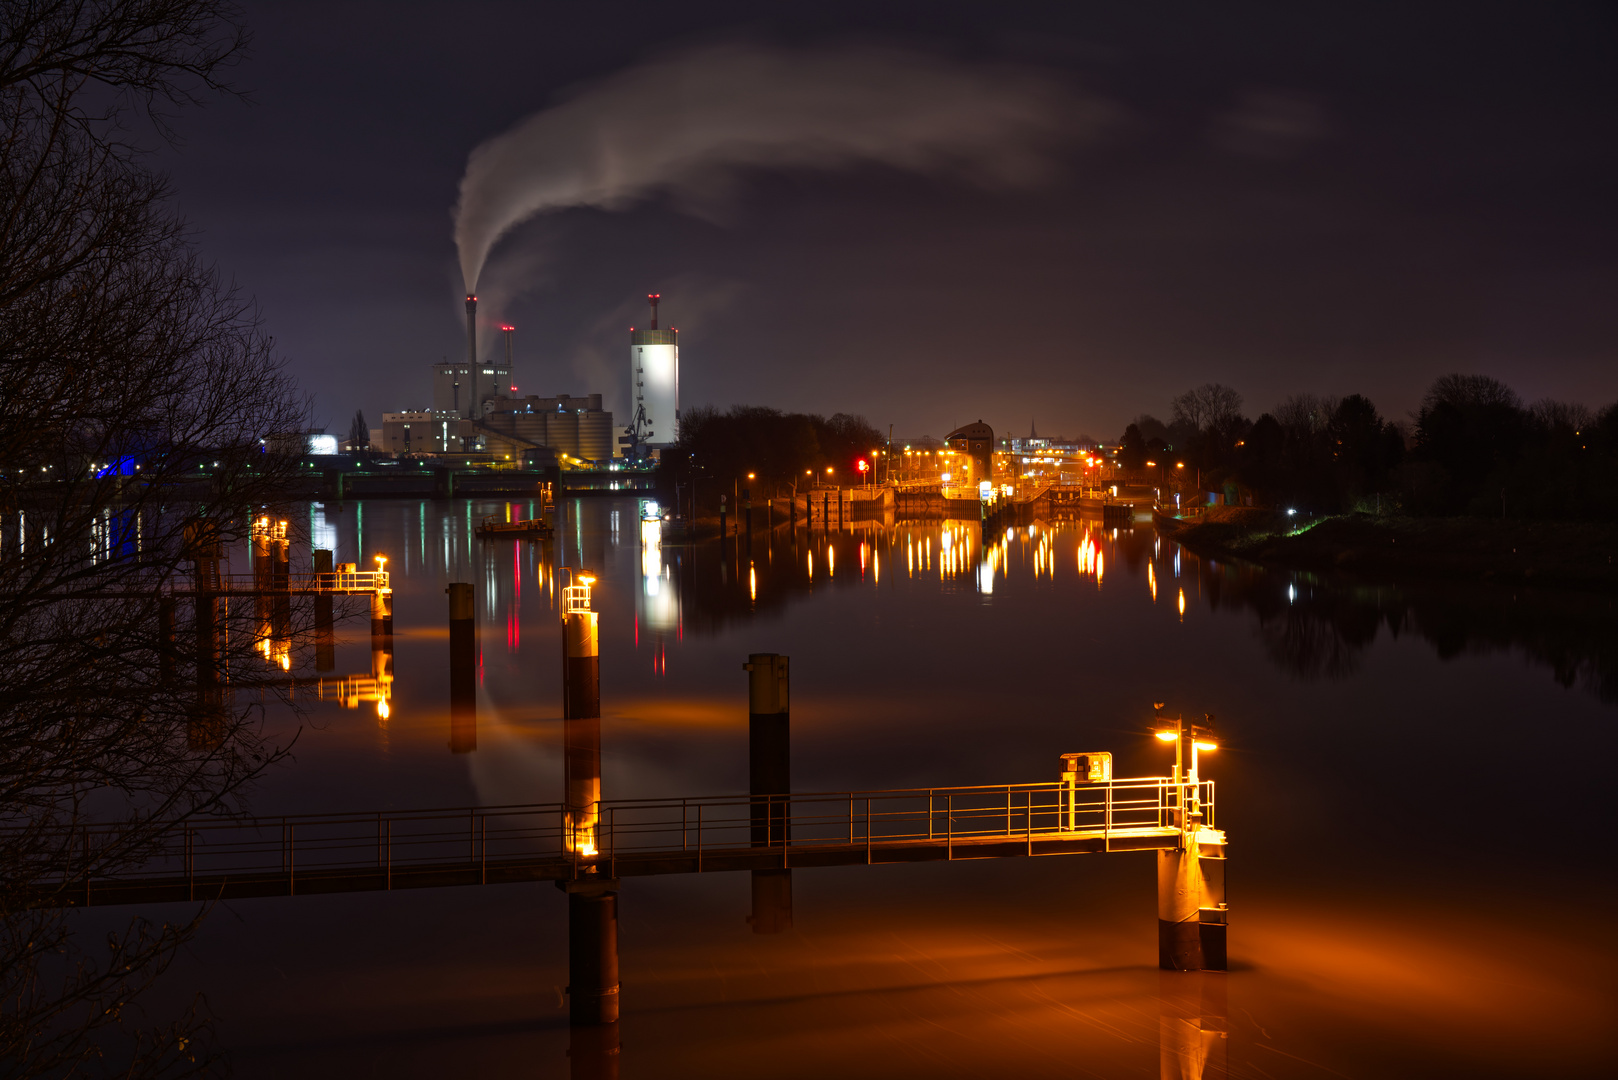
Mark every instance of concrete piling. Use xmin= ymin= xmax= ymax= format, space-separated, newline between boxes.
xmin=313 ymin=549 xmax=335 ymax=672
xmin=561 ymin=877 xmax=621 ymax=1027
xmin=1157 ymin=723 xmax=1228 ymax=972
xmin=744 ymin=653 xmax=792 ymax=933
xmin=447 ymin=582 xmax=476 ymax=752
xmin=567 ymin=1009 xmax=621 ymax=1079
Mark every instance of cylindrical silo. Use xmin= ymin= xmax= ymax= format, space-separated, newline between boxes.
xmin=514 ymin=411 xmax=548 ymax=448
xmin=549 ymin=410 xmax=579 ymax=459
xmin=578 ymin=411 xmax=613 ymax=462
xmin=630 ymin=294 xmax=678 ymax=449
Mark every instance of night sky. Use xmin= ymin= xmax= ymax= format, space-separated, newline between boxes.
xmin=156 ymin=1 xmax=1617 ymax=441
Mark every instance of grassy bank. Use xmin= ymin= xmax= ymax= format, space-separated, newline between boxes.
xmin=1157 ymin=508 xmax=1618 ymax=591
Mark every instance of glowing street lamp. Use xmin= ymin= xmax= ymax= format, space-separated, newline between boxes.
xmin=1153 ymin=710 xmax=1218 ymax=828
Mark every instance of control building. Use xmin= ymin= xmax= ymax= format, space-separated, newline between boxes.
xmin=945 ymin=421 xmax=995 ymax=485
xmin=380 ymin=411 xmax=434 ymax=456
xmin=431 ymin=295 xmax=512 ymax=427
xmin=432 ymin=357 xmax=512 ymax=421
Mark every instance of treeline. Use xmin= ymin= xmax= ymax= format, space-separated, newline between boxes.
xmin=662 ymin=405 xmax=885 ymax=497
xmin=1122 ymin=376 xmax=1618 ymax=520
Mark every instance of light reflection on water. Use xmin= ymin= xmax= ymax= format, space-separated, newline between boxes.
xmin=168 ymin=498 xmax=1613 ymax=1078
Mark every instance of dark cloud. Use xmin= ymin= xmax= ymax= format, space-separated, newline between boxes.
xmin=156 ymin=1 xmax=1618 ymax=437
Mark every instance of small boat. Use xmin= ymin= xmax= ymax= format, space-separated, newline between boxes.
xmin=475 ymin=514 xmax=554 ymax=539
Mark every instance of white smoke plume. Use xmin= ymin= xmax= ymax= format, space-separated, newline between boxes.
xmin=453 ymin=40 xmax=1105 ymax=290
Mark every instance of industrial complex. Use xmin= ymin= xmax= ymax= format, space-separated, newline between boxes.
xmin=369 ymin=293 xmax=679 ymax=468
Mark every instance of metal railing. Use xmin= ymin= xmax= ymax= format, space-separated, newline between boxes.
xmin=184 ymin=570 xmax=389 ymax=593
xmin=32 ymin=778 xmax=1214 ymax=899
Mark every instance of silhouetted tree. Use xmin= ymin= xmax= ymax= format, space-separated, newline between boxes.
xmin=1130 ymin=413 xmax=1170 ymax=448
xmin=1409 ymin=374 xmax=1526 ymax=514
xmin=1118 ymin=422 xmax=1147 ymax=470
xmin=348 ymin=409 xmax=369 ymax=450
xmin=0 ymin=3 xmax=305 ymax=1076
xmin=664 ymin=405 xmax=882 ymax=509
xmin=1170 ymin=383 xmax=1243 ymax=432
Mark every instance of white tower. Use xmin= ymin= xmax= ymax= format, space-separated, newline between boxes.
xmin=629 ymin=293 xmax=678 ymax=452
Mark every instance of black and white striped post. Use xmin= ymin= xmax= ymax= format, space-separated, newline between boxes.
xmin=556 ymin=569 xmax=620 ymax=1033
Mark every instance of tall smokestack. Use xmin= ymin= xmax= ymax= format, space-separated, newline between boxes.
xmin=647 ymin=293 xmax=660 ymax=331
xmin=464 ymin=294 xmax=478 ymax=418
xmin=501 ymin=324 xmax=515 ymax=394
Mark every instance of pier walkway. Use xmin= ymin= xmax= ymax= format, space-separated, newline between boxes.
xmin=36 ymin=777 xmax=1219 ymax=908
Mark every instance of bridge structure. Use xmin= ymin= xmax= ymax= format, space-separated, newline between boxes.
xmin=985 ymin=481 xmax=1159 ymax=530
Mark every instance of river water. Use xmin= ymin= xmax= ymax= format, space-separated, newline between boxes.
xmin=130 ymin=497 xmax=1614 ymax=1078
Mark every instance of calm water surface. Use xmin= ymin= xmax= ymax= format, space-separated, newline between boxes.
xmin=127 ymin=497 xmax=1614 ymax=1078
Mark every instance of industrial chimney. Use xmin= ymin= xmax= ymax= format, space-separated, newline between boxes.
xmin=464 ymin=294 xmax=478 ymax=418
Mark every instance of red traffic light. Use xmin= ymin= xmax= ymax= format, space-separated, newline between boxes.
xmin=857 ymin=459 xmax=869 ymax=472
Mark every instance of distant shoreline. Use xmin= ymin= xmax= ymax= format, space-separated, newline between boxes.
xmin=1154 ymin=509 xmax=1618 ymax=592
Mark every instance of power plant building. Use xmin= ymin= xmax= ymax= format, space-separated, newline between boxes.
xmin=379 ymin=292 xmax=649 ymax=462
xmin=432 ymin=295 xmax=512 ymax=423
xmin=628 ymin=294 xmax=678 ymax=451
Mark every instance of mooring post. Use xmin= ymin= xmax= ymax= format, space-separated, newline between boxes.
xmin=271 ymin=528 xmax=292 ymax=658
xmin=562 ymin=876 xmax=621 ymax=1028
xmin=558 ymin=570 xmax=619 ymax=1028
xmin=563 ymin=575 xmax=602 ymax=850
xmin=447 ymin=582 xmax=476 ymax=753
xmin=313 ymin=549 xmax=335 ymax=672
xmin=745 ymin=653 xmax=792 ymax=933
xmin=744 ymin=489 xmax=753 ymax=558
xmin=566 ymin=978 xmax=622 ymax=1078
xmin=272 ymin=529 xmax=290 ymax=590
